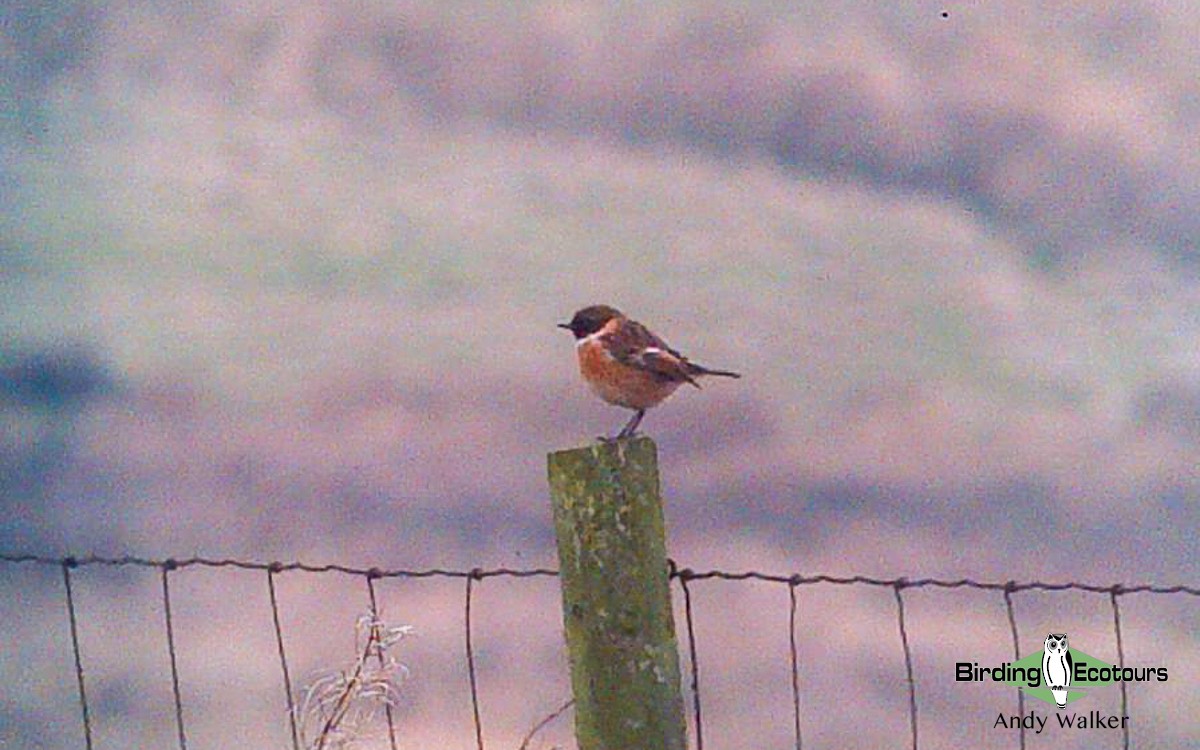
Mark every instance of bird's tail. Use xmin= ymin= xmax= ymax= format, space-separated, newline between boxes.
xmin=690 ymin=364 xmax=741 ymax=379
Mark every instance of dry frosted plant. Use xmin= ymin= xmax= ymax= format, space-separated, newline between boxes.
xmin=295 ymin=614 xmax=413 ymax=750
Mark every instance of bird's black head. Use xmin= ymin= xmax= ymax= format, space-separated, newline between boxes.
xmin=558 ymin=305 xmax=623 ymax=339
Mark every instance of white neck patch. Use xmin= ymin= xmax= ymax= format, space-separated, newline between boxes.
xmin=575 ymin=330 xmax=605 ymax=348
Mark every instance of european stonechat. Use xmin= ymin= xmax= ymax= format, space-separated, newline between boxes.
xmin=558 ymin=305 xmax=741 ymax=439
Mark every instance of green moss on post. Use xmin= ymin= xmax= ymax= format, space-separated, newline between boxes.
xmin=547 ymin=436 xmax=687 ymax=750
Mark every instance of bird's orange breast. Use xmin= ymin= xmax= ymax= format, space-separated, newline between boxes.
xmin=577 ymin=337 xmax=681 ymax=410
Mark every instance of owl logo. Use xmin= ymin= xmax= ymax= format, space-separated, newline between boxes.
xmin=1041 ymin=633 xmax=1072 ymax=708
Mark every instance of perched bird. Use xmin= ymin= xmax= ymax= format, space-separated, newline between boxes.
xmin=558 ymin=305 xmax=741 ymax=439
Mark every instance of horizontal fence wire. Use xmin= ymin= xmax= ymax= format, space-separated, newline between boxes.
xmin=0 ymin=553 xmax=558 ymax=579
xmin=2 ymin=552 xmax=1196 ymax=750
xmin=5 ymin=553 xmax=1198 ymax=594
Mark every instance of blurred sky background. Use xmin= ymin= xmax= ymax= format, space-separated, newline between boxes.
xmin=2 ymin=1 xmax=1198 ymax=748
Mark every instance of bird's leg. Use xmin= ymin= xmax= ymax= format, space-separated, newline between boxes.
xmin=616 ymin=409 xmax=645 ymax=439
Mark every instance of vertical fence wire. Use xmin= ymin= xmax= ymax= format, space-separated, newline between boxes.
xmin=893 ymin=582 xmax=918 ymax=750
xmin=1002 ymin=583 xmax=1026 ymax=750
xmin=678 ymin=573 xmax=704 ymax=750
xmin=61 ymin=560 xmax=94 ymax=750
xmin=267 ymin=565 xmax=302 ymax=750
xmin=465 ymin=569 xmax=486 ymax=750
xmin=161 ymin=562 xmax=189 ymax=750
xmin=1109 ymin=587 xmax=1130 ymax=750
xmin=787 ymin=579 xmax=803 ymax=750
xmin=365 ymin=570 xmax=400 ymax=750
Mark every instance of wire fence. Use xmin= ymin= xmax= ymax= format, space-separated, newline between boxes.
xmin=3 ymin=552 xmax=1198 ymax=750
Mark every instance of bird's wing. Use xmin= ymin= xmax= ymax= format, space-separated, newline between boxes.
xmin=606 ymin=320 xmax=701 ymax=387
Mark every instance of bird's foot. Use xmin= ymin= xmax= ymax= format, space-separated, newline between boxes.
xmin=597 ymin=429 xmax=640 ymax=443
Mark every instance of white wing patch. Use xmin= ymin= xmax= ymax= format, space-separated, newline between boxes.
xmin=635 ymin=346 xmax=671 ymax=368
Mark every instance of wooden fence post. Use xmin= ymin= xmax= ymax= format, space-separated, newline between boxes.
xmin=547 ymin=436 xmax=688 ymax=750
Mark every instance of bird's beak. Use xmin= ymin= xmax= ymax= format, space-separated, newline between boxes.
xmin=557 ymin=323 xmax=572 ymax=331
